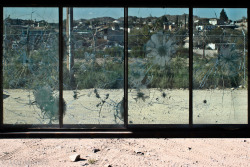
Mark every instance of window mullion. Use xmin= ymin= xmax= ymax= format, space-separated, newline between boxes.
xmin=189 ymin=7 xmax=193 ymax=126
xmin=248 ymin=7 xmax=250 ymax=126
xmin=59 ymin=6 xmax=63 ymax=128
xmin=0 ymin=5 xmax=3 ymax=128
xmin=124 ymin=7 xmax=128 ymax=128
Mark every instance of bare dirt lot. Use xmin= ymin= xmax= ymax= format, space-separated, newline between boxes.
xmin=0 ymin=139 xmax=250 ymax=167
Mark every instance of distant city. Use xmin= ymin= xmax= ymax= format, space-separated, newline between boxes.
xmin=3 ymin=11 xmax=248 ymax=52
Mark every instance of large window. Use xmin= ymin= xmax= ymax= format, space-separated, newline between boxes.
xmin=0 ymin=1 xmax=249 ymax=138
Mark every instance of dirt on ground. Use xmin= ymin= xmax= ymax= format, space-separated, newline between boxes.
xmin=0 ymin=138 xmax=249 ymax=167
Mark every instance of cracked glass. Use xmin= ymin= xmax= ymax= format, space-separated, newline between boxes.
xmin=3 ymin=7 xmax=59 ymax=124
xmin=62 ymin=8 xmax=124 ymax=125
xmin=128 ymin=8 xmax=189 ymax=124
xmin=193 ymin=8 xmax=248 ymax=124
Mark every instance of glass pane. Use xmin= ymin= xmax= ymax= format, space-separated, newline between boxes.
xmin=3 ymin=8 xmax=59 ymax=124
xmin=63 ymin=8 xmax=124 ymax=125
xmin=193 ymin=8 xmax=248 ymax=124
xmin=128 ymin=8 xmax=189 ymax=124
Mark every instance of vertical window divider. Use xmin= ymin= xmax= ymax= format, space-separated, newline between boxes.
xmin=248 ymin=7 xmax=250 ymax=127
xmin=59 ymin=6 xmax=63 ymax=128
xmin=124 ymin=7 xmax=128 ymax=128
xmin=189 ymin=7 xmax=193 ymax=126
xmin=0 ymin=5 xmax=3 ymax=128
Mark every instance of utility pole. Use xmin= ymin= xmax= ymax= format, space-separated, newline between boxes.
xmin=202 ymin=31 xmax=206 ymax=59
xmin=3 ymin=16 xmax=7 ymax=67
xmin=242 ymin=29 xmax=246 ymax=85
xmin=26 ymin=26 xmax=30 ymax=58
xmin=66 ymin=7 xmax=75 ymax=87
xmin=26 ymin=11 xmax=35 ymax=60
xmin=184 ymin=14 xmax=187 ymax=30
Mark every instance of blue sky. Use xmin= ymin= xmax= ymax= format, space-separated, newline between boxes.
xmin=4 ymin=7 xmax=247 ymax=22
xmin=129 ymin=8 xmax=247 ymax=21
xmin=193 ymin=8 xmax=247 ymax=21
xmin=4 ymin=8 xmax=59 ymax=22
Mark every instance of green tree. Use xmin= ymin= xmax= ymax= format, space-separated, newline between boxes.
xmin=175 ymin=15 xmax=179 ymax=26
xmin=161 ymin=15 xmax=168 ymax=23
xmin=154 ymin=15 xmax=169 ymax=31
xmin=220 ymin=9 xmax=229 ymax=22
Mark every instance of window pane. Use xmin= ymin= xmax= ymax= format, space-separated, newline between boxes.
xmin=3 ymin=8 xmax=59 ymax=124
xmin=63 ymin=8 xmax=124 ymax=125
xmin=128 ymin=8 xmax=189 ymax=124
xmin=193 ymin=8 xmax=248 ymax=124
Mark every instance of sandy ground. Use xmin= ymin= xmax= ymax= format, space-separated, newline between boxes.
xmin=0 ymin=138 xmax=249 ymax=167
xmin=3 ymin=89 xmax=247 ymax=124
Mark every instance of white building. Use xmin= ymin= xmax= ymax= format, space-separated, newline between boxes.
xmin=209 ymin=18 xmax=218 ymax=25
xmin=113 ymin=20 xmax=120 ymax=24
xmin=196 ymin=25 xmax=204 ymax=31
xmin=207 ymin=43 xmax=216 ymax=50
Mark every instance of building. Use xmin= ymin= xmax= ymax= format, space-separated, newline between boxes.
xmin=163 ymin=22 xmax=173 ymax=31
xmin=209 ymin=18 xmax=218 ymax=25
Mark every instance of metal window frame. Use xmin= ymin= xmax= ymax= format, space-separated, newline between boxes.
xmin=0 ymin=0 xmax=250 ymax=138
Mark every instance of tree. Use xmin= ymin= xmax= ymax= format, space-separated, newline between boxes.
xmin=242 ymin=16 xmax=247 ymax=21
xmin=220 ymin=8 xmax=229 ymax=22
xmin=161 ymin=15 xmax=168 ymax=23
xmin=153 ymin=15 xmax=169 ymax=31
xmin=175 ymin=15 xmax=179 ymax=26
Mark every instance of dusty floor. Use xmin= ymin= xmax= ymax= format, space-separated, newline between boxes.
xmin=0 ymin=139 xmax=249 ymax=167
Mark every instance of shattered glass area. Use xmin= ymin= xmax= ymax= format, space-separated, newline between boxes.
xmin=63 ymin=8 xmax=124 ymax=125
xmin=193 ymin=8 xmax=248 ymax=124
xmin=2 ymin=7 xmax=247 ymax=126
xmin=128 ymin=8 xmax=189 ymax=124
xmin=3 ymin=8 xmax=59 ymax=124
